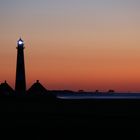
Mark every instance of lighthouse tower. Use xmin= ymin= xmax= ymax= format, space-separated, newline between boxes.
xmin=15 ymin=38 xmax=26 ymax=94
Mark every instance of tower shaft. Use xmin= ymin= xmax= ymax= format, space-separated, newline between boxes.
xmin=15 ymin=39 xmax=26 ymax=93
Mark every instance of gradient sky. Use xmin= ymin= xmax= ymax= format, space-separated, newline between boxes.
xmin=0 ymin=0 xmax=140 ymax=92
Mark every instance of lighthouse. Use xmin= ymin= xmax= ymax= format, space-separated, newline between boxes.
xmin=15 ymin=38 xmax=26 ymax=94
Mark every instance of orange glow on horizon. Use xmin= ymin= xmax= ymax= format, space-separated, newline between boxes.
xmin=1 ymin=1 xmax=140 ymax=92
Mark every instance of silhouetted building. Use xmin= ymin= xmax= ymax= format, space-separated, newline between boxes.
xmin=108 ymin=90 xmax=115 ymax=93
xmin=27 ymin=80 xmax=47 ymax=95
xmin=78 ymin=90 xmax=84 ymax=93
xmin=15 ymin=38 xmax=26 ymax=94
xmin=0 ymin=81 xmax=15 ymax=96
xmin=27 ymin=80 xmax=54 ymax=97
xmin=95 ymin=90 xmax=99 ymax=93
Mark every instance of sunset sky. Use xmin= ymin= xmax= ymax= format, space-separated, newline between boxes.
xmin=0 ymin=0 xmax=140 ymax=92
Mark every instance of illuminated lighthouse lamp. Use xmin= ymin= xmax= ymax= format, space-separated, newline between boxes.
xmin=18 ymin=39 xmax=24 ymax=45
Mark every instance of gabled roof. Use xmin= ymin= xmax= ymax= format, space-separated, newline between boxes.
xmin=27 ymin=80 xmax=48 ymax=96
xmin=0 ymin=81 xmax=15 ymax=95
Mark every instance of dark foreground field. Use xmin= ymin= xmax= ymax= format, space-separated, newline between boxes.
xmin=0 ymin=96 xmax=140 ymax=129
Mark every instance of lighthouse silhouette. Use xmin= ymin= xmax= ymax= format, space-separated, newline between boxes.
xmin=15 ymin=38 xmax=26 ymax=94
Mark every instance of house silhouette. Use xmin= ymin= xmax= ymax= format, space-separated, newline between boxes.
xmin=0 ymin=81 xmax=14 ymax=96
xmin=27 ymin=80 xmax=55 ymax=98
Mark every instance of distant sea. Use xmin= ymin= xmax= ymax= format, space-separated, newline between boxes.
xmin=57 ymin=93 xmax=140 ymax=100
